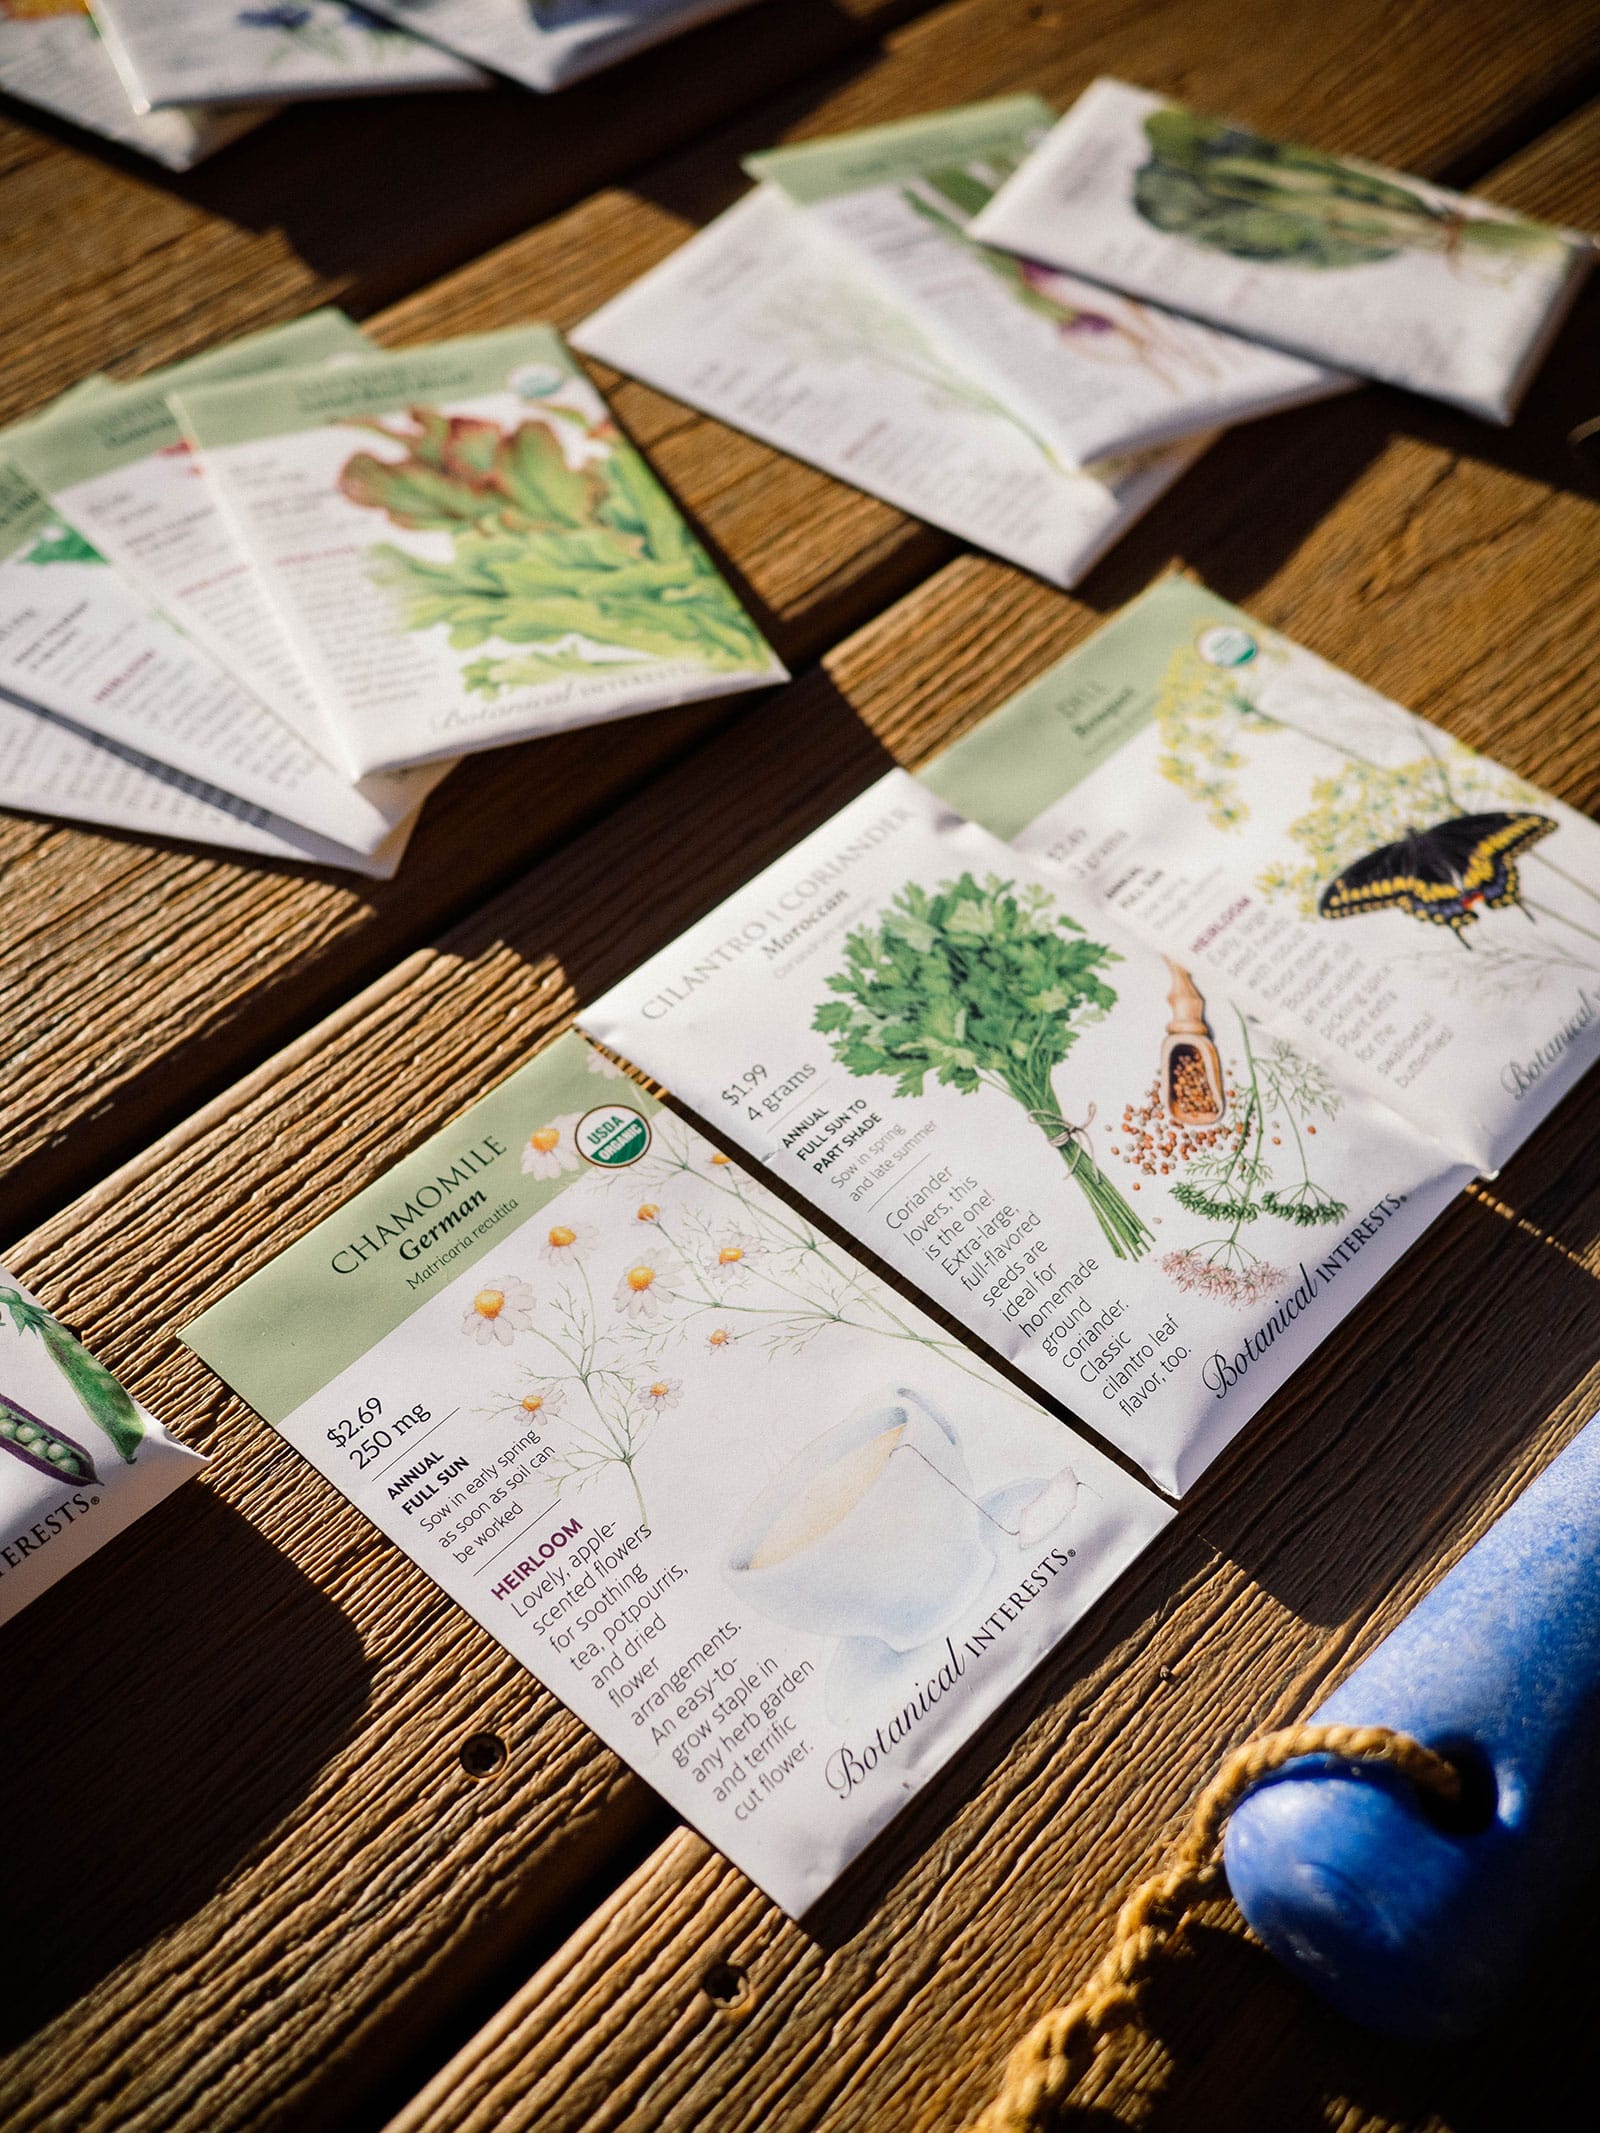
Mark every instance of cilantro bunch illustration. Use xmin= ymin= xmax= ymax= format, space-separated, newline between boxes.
xmin=814 ymin=873 xmax=1152 ymax=1260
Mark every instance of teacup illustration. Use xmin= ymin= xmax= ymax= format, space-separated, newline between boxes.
xmin=725 ymin=1384 xmax=996 ymax=1651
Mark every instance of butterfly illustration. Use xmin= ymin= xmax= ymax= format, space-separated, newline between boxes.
xmin=1317 ymin=810 xmax=1557 ymax=941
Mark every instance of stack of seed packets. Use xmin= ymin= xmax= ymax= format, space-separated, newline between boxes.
xmin=0 ymin=2 xmax=272 ymax=171
xmin=91 ymin=0 xmax=487 ymax=109
xmin=357 ymin=0 xmax=762 ymax=93
xmin=970 ymin=79 xmax=1595 ymax=424
xmin=2 ymin=1265 xmax=203 ymax=1628
xmin=182 ymin=1031 xmax=1170 ymax=1916
xmin=581 ymin=577 xmax=1600 ymax=1496
xmin=573 ymin=97 xmax=1355 ymax=590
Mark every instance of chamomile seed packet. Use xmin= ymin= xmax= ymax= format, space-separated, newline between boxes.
xmin=921 ymin=575 xmax=1600 ymax=1174
xmin=91 ymin=0 xmax=486 ymax=110
xmin=10 ymin=310 xmax=450 ymax=839
xmin=172 ymin=327 xmax=786 ymax=778
xmin=573 ymin=186 xmax=1208 ymax=592
xmin=580 ymin=774 xmax=1471 ymax=1497
xmin=0 ymin=2 xmax=270 ymax=170
xmin=746 ymin=97 xmax=1354 ymax=463
xmin=970 ymin=79 xmax=1594 ymax=423
xmin=356 ymin=0 xmax=758 ymax=92
xmin=1 ymin=1266 xmax=203 ymax=1629
xmin=182 ymin=1032 xmax=1168 ymax=1915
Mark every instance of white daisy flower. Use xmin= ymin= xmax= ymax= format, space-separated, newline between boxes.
xmin=705 ymin=1327 xmax=735 ymax=1354
xmin=704 ymin=1234 xmax=760 ymax=1284
xmin=614 ymin=1263 xmax=661 ymax=1322
xmin=461 ymin=1276 xmax=536 ymax=1347
xmin=636 ymin=1376 xmax=682 ymax=1414
xmin=514 ymin=1384 xmax=565 ymax=1420
xmin=538 ymin=1219 xmax=589 ymax=1265
xmin=520 ymin=1113 xmax=583 ymax=1179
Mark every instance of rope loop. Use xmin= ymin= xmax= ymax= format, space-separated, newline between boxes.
xmin=969 ymin=1722 xmax=1461 ymax=2133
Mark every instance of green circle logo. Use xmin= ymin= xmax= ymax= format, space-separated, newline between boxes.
xmin=576 ymin=1104 xmax=651 ymax=1168
xmin=1196 ymin=624 xmax=1257 ymax=669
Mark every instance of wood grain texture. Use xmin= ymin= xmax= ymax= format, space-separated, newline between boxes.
xmin=7 ymin=106 xmax=1600 ymax=2110
xmin=6 ymin=29 xmax=1600 ymax=1238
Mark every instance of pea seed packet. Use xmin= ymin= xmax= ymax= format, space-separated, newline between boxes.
xmin=90 ymin=0 xmax=487 ymax=110
xmin=579 ymin=775 xmax=1471 ymax=1496
xmin=969 ymin=79 xmax=1594 ymax=424
xmin=572 ymin=186 xmax=1206 ymax=592
xmin=746 ymin=97 xmax=1354 ymax=464
xmin=172 ymin=327 xmax=785 ymax=777
xmin=0 ymin=3 xmax=271 ymax=172
xmin=0 ymin=454 xmax=425 ymax=864
xmin=180 ymin=1033 xmax=1167 ymax=1915
xmin=10 ymin=311 xmax=451 ymax=837
xmin=356 ymin=0 xmax=759 ymax=93
xmin=921 ymin=575 xmax=1600 ymax=1175
xmin=1 ymin=1266 xmax=203 ymax=1629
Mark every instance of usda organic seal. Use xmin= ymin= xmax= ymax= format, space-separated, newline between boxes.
xmin=1196 ymin=623 xmax=1256 ymax=668
xmin=575 ymin=1104 xmax=651 ymax=1168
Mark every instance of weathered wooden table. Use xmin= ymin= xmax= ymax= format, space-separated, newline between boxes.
xmin=4 ymin=6 xmax=1600 ymax=2128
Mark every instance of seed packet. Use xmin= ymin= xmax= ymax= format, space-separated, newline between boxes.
xmin=10 ymin=311 xmax=450 ymax=835
xmin=580 ymin=775 xmax=1471 ymax=1496
xmin=746 ymin=97 xmax=1354 ymax=463
xmin=91 ymin=0 xmax=486 ymax=110
xmin=970 ymin=79 xmax=1594 ymax=424
xmin=921 ymin=576 xmax=1600 ymax=1175
xmin=0 ymin=3 xmax=270 ymax=171
xmin=356 ymin=0 xmax=757 ymax=92
xmin=573 ymin=186 xmax=1206 ymax=592
xmin=0 ymin=455 xmax=425 ymax=862
xmin=172 ymin=327 xmax=785 ymax=777
xmin=181 ymin=1032 xmax=1167 ymax=1914
xmin=1 ymin=1266 xmax=203 ymax=1628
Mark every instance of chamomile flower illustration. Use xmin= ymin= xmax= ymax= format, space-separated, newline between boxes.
xmin=635 ymin=1202 xmax=660 ymax=1224
xmin=636 ymin=1377 xmax=683 ymax=1415
xmin=704 ymin=1234 xmax=760 ymax=1284
xmin=516 ymin=1383 xmax=565 ymax=1419
xmin=706 ymin=1326 xmax=735 ymax=1354
xmin=521 ymin=1113 xmax=583 ymax=1179
xmin=614 ymin=1264 xmax=661 ymax=1322
xmin=462 ymin=1276 xmax=536 ymax=1347
xmin=538 ymin=1219 xmax=590 ymax=1266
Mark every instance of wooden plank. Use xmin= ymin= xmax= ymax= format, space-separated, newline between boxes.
xmin=6 ymin=95 xmax=1600 ymax=2129
xmin=0 ymin=0 xmax=935 ymax=431
xmin=6 ymin=5 xmax=1600 ymax=1236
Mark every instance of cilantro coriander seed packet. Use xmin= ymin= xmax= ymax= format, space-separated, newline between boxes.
xmin=747 ymin=96 xmax=1353 ymax=464
xmin=172 ymin=328 xmax=786 ymax=777
xmin=970 ymin=80 xmax=1593 ymax=423
xmin=182 ymin=1034 xmax=1168 ymax=1916
xmin=580 ymin=774 xmax=1473 ymax=1496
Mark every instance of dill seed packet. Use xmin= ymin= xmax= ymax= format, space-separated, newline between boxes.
xmin=0 ymin=3 xmax=271 ymax=171
xmin=1 ymin=1266 xmax=203 ymax=1628
xmin=573 ymin=186 xmax=1205 ymax=592
xmin=970 ymin=79 xmax=1594 ymax=424
xmin=181 ymin=1033 xmax=1166 ymax=1915
xmin=0 ymin=452 xmax=425 ymax=869
xmin=579 ymin=775 xmax=1471 ymax=1496
xmin=10 ymin=311 xmax=450 ymax=840
xmin=921 ymin=576 xmax=1600 ymax=1177
xmin=356 ymin=0 xmax=757 ymax=93
xmin=91 ymin=0 xmax=487 ymax=110
xmin=746 ymin=97 xmax=1354 ymax=464
xmin=172 ymin=327 xmax=785 ymax=778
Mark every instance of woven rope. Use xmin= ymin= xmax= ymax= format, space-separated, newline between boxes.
xmin=969 ymin=1723 xmax=1462 ymax=2133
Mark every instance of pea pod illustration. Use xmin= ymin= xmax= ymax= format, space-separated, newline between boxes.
xmin=0 ymin=1287 xmax=145 ymax=1464
xmin=0 ymin=1391 xmax=103 ymax=1489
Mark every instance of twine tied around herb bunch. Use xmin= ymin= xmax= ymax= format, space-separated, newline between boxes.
xmin=969 ymin=1724 xmax=1463 ymax=2133
xmin=1032 ymin=1101 xmax=1098 ymax=1165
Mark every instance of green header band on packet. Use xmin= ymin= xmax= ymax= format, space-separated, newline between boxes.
xmin=172 ymin=323 xmax=574 ymax=452
xmin=11 ymin=310 xmax=370 ymax=492
xmin=0 ymin=458 xmax=60 ymax=562
xmin=744 ymin=93 xmax=1056 ymax=204
xmin=182 ymin=1035 xmax=660 ymax=1425
xmin=921 ymin=573 xmax=1245 ymax=837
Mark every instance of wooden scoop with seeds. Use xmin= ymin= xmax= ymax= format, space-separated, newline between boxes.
xmin=1161 ymin=959 xmax=1226 ymax=1126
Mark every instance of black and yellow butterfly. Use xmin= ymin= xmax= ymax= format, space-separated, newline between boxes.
xmin=1317 ymin=810 xmax=1557 ymax=940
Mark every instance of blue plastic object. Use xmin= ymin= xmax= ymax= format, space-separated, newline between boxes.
xmin=1224 ymin=1410 xmax=1600 ymax=2040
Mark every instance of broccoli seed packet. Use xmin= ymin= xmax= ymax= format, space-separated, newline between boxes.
xmin=1 ymin=1267 xmax=203 ymax=1628
xmin=970 ymin=79 xmax=1594 ymax=423
xmin=580 ymin=774 xmax=1471 ymax=1496
xmin=746 ymin=96 xmax=1354 ymax=463
xmin=182 ymin=1033 xmax=1167 ymax=1915
xmin=172 ymin=327 xmax=786 ymax=777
